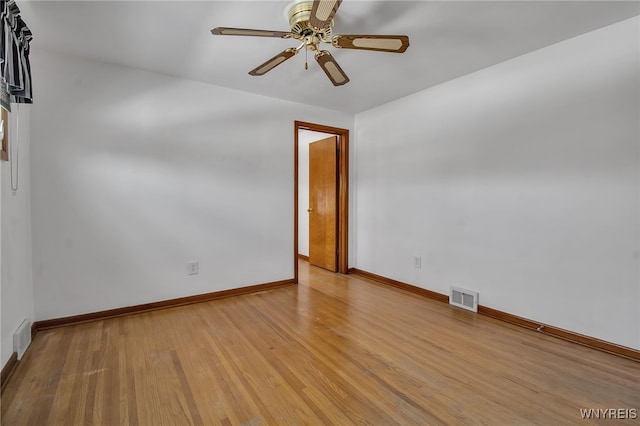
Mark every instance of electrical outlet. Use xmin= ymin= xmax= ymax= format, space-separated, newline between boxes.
xmin=414 ymin=256 xmax=422 ymax=269
xmin=187 ymin=261 xmax=199 ymax=275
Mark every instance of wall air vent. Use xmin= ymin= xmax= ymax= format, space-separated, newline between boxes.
xmin=13 ymin=319 xmax=32 ymax=360
xmin=450 ymin=286 xmax=478 ymax=313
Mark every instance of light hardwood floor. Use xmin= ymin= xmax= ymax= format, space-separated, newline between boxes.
xmin=2 ymin=260 xmax=639 ymax=425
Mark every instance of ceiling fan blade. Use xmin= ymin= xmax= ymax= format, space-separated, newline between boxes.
xmin=211 ymin=27 xmax=292 ymax=39
xmin=332 ymin=35 xmax=410 ymax=53
xmin=249 ymin=48 xmax=299 ymax=76
xmin=315 ymin=50 xmax=349 ymax=86
xmin=309 ymin=0 xmax=343 ymax=30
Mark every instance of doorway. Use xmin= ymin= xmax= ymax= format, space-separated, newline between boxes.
xmin=294 ymin=121 xmax=349 ymax=282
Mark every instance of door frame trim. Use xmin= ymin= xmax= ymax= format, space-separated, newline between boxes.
xmin=294 ymin=121 xmax=349 ymax=282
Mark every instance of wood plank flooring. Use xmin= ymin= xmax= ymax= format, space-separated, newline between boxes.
xmin=2 ymin=260 xmax=639 ymax=425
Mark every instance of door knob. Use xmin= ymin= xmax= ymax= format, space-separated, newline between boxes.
xmin=307 ymin=208 xmax=313 ymax=212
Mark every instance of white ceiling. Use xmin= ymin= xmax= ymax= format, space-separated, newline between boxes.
xmin=17 ymin=1 xmax=640 ymax=113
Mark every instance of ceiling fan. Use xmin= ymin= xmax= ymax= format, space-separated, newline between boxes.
xmin=211 ymin=0 xmax=410 ymax=86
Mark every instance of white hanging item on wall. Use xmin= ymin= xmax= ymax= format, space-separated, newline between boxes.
xmin=10 ymin=102 xmax=19 ymax=192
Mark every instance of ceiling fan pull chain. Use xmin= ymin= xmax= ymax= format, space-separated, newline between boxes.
xmin=305 ymin=46 xmax=308 ymax=70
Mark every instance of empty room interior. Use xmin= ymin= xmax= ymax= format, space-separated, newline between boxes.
xmin=1 ymin=0 xmax=639 ymax=424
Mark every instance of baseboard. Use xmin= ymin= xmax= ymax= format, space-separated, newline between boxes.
xmin=33 ymin=278 xmax=296 ymax=332
xmin=352 ymin=268 xmax=640 ymax=362
xmin=1 ymin=352 xmax=18 ymax=393
xmin=351 ymin=268 xmax=449 ymax=303
xmin=477 ymin=306 xmax=640 ymax=361
xmin=297 ymin=254 xmax=309 ymax=261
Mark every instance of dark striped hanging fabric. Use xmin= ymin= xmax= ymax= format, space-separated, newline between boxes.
xmin=1 ymin=0 xmax=33 ymax=107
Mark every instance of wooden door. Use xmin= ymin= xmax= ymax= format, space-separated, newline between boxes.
xmin=308 ymin=136 xmax=338 ymax=271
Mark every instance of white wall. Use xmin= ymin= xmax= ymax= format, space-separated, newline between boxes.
xmin=1 ymin=105 xmax=35 ymax=366
xmin=30 ymin=49 xmax=352 ymax=321
xmin=354 ymin=17 xmax=640 ymax=349
xmin=297 ymin=129 xmax=335 ymax=257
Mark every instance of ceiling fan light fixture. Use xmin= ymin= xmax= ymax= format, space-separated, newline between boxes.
xmin=284 ymin=0 xmax=333 ymax=41
xmin=212 ymin=0 xmax=409 ymax=86
xmin=285 ymin=0 xmax=311 ymax=26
